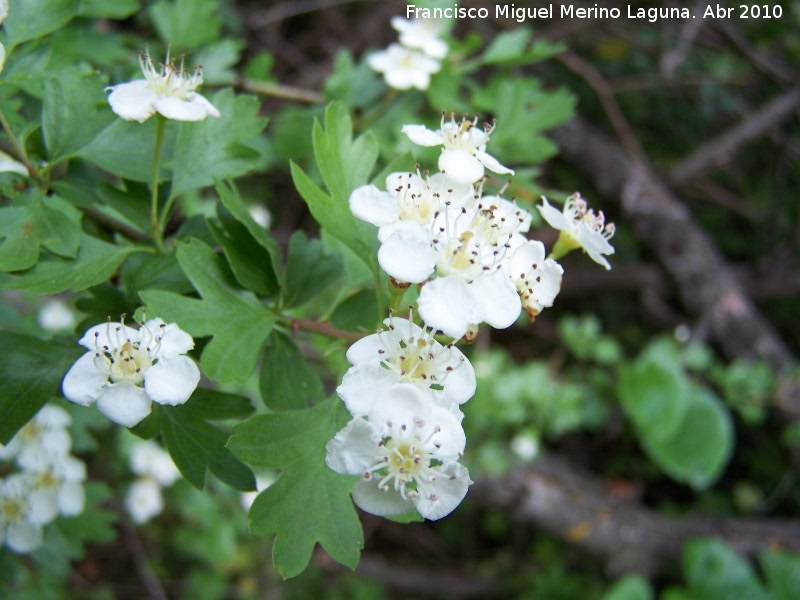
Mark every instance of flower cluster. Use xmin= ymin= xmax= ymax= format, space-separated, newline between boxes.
xmin=328 ymin=114 xmax=617 ymax=521
xmin=62 ymin=317 xmax=201 ymax=428
xmin=124 ymin=440 xmax=181 ymax=524
xmin=368 ymin=16 xmax=448 ymax=91
xmin=326 ymin=317 xmax=473 ymax=520
xmin=106 ymin=47 xmax=220 ymax=122
xmin=0 ymin=405 xmax=86 ymax=553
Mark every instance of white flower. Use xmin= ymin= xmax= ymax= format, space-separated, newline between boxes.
xmin=338 ymin=317 xmax=476 ymax=416
xmin=125 ymin=477 xmax=164 ymax=524
xmin=0 ymin=149 xmax=27 ymax=176
xmin=37 ymin=299 xmax=76 ymax=332
xmin=390 ymin=16 xmax=448 ymax=59
xmin=129 ymin=440 xmax=181 ymax=487
xmin=0 ymin=474 xmax=45 ymax=553
xmin=538 ymin=194 xmax=615 ymax=270
xmin=510 ymin=430 xmax=540 ymax=461
xmin=0 ymin=1 xmax=8 ymax=77
xmin=0 ymin=405 xmax=72 ymax=466
xmin=62 ymin=318 xmax=201 ymax=428
xmin=368 ymin=43 xmax=441 ymax=91
xmin=106 ymin=47 xmax=220 ymax=122
xmin=385 ymin=205 xmax=520 ymax=339
xmin=326 ymin=384 xmax=471 ymax=520
xmin=504 ymin=237 xmax=563 ymax=322
xmin=23 ymin=451 xmax=87 ymax=520
xmin=402 ymin=115 xmax=514 ymax=185
xmin=350 ymin=170 xmax=472 ymax=243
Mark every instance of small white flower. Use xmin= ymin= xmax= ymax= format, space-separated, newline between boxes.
xmin=0 ymin=474 xmax=45 ymax=553
xmin=0 ymin=0 xmax=8 ymax=77
xmin=510 ymin=431 xmax=540 ymax=462
xmin=125 ymin=477 xmax=164 ymax=524
xmin=338 ymin=316 xmax=476 ymax=416
xmin=504 ymin=237 xmax=563 ymax=322
xmin=38 ymin=299 xmax=76 ymax=332
xmin=390 ymin=16 xmax=448 ymax=59
xmin=402 ymin=114 xmax=514 ymax=185
xmin=62 ymin=318 xmax=201 ymax=428
xmin=326 ymin=384 xmax=471 ymax=521
xmin=538 ymin=194 xmax=615 ymax=270
xmin=368 ymin=43 xmax=441 ymax=91
xmin=0 ymin=405 xmax=73 ymax=466
xmin=106 ymin=47 xmax=221 ymax=123
xmin=129 ymin=440 xmax=181 ymax=487
xmin=350 ymin=170 xmax=472 ymax=243
xmin=23 ymin=451 xmax=87 ymax=520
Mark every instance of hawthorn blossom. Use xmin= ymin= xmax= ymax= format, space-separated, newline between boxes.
xmin=368 ymin=43 xmax=441 ymax=91
xmin=350 ymin=170 xmax=472 ymax=243
xmin=338 ymin=317 xmax=476 ymax=415
xmin=125 ymin=477 xmax=164 ymax=524
xmin=0 ymin=474 xmax=47 ymax=553
xmin=390 ymin=16 xmax=448 ymax=59
xmin=0 ymin=405 xmax=72 ymax=466
xmin=538 ymin=194 xmax=615 ymax=270
xmin=402 ymin=115 xmax=514 ymax=185
xmin=106 ymin=47 xmax=220 ymax=122
xmin=326 ymin=384 xmax=471 ymax=520
xmin=129 ymin=440 xmax=181 ymax=487
xmin=504 ymin=237 xmax=563 ymax=322
xmin=62 ymin=318 xmax=201 ymax=428
xmin=0 ymin=0 xmax=7 ymax=76
xmin=23 ymin=451 xmax=87 ymax=521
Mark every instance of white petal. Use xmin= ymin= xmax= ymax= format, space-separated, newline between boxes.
xmin=6 ymin=521 xmax=43 ymax=553
xmin=0 ymin=149 xmax=27 ymax=176
xmin=125 ymin=478 xmax=164 ymax=524
xmin=414 ymin=462 xmax=471 ymax=520
xmin=27 ymin=488 xmax=58 ymax=525
xmin=439 ymin=348 xmax=477 ymax=405
xmin=142 ymin=319 xmax=195 ymax=357
xmin=470 ymin=271 xmax=522 ymax=330
xmin=144 ymin=356 xmax=200 ymax=406
xmin=537 ymin=197 xmax=572 ymax=231
xmin=62 ymin=352 xmax=108 ymax=406
xmin=325 ymin=418 xmax=382 ymax=475
xmin=438 ymin=149 xmax=485 ymax=185
xmin=95 ymin=382 xmax=153 ymax=428
xmin=345 ymin=326 xmax=403 ymax=366
xmin=79 ymin=322 xmax=140 ymax=352
xmin=378 ymin=227 xmax=437 ymax=284
xmin=383 ymin=69 xmax=417 ymax=90
xmin=402 ymin=124 xmax=445 ymax=147
xmin=58 ymin=481 xmax=86 ymax=516
xmin=351 ymin=478 xmax=414 ymax=517
xmin=418 ymin=277 xmax=480 ymax=340
xmin=475 ymin=150 xmax=514 ymax=176
xmin=106 ymin=80 xmax=157 ymax=122
xmin=368 ymin=384 xmax=435 ymax=435
xmin=337 ymin=365 xmax=399 ymax=417
xmin=349 ymin=184 xmax=400 ymax=227
xmin=36 ymin=405 xmax=72 ymax=429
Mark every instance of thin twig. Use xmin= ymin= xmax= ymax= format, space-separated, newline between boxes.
xmin=111 ymin=501 xmax=168 ymax=600
xmin=239 ymin=78 xmax=325 ymax=104
xmin=660 ymin=1 xmax=709 ymax=77
xmin=290 ymin=317 xmax=365 ymax=342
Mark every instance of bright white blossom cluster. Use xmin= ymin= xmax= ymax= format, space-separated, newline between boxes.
xmin=368 ymin=16 xmax=448 ymax=91
xmin=106 ymin=47 xmax=220 ymax=122
xmin=0 ymin=0 xmax=8 ymax=75
xmin=0 ymin=405 xmax=86 ymax=553
xmin=124 ymin=440 xmax=181 ymax=524
xmin=328 ymin=114 xmax=616 ymax=520
xmin=62 ymin=317 xmax=201 ymax=428
xmin=326 ymin=317 xmax=473 ymax=520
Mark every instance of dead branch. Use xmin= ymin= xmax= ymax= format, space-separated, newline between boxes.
xmin=669 ymin=87 xmax=800 ymax=185
xmin=471 ymin=453 xmax=800 ymax=577
xmin=550 ymin=117 xmax=800 ymax=417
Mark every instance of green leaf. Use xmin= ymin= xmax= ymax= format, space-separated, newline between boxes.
xmin=2 ymin=0 xmax=80 ymax=49
xmin=259 ymin=330 xmax=325 ymax=410
xmin=149 ymin=0 xmax=223 ymax=52
xmin=283 ymin=231 xmax=343 ymax=309
xmin=141 ymin=239 xmax=276 ymax=383
xmin=1 ymin=234 xmax=140 ymax=294
xmin=121 ymin=252 xmax=195 ymax=300
xmin=641 ymin=388 xmax=734 ymax=490
xmin=215 ymin=181 xmax=283 ymax=289
xmin=684 ymin=539 xmax=770 ymax=600
xmin=618 ymin=340 xmax=690 ymax=443
xmin=0 ymin=194 xmax=82 ymax=272
xmin=161 ymin=403 xmax=256 ymax=491
xmin=331 ymin=289 xmax=380 ymax=332
xmin=0 ymin=332 xmax=84 ymax=444
xmin=601 ymin=575 xmax=653 ymax=600
xmin=80 ymin=117 xmax=178 ymax=183
xmin=760 ymin=549 xmax=800 ymax=600
xmin=323 ymin=49 xmax=384 ymax=110
xmin=79 ymin=0 xmax=141 ymax=19
xmin=187 ymin=388 xmax=254 ymax=420
xmin=480 ymin=28 xmax=533 ymax=64
xmin=170 ymin=89 xmax=268 ymax=199
xmin=43 ymin=68 xmax=115 ymax=163
xmin=228 ymin=398 xmax=363 ymax=578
